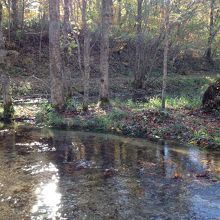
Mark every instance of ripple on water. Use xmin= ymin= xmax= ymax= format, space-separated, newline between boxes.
xmin=0 ymin=127 xmax=220 ymax=219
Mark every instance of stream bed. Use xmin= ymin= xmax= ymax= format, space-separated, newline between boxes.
xmin=0 ymin=125 xmax=220 ymax=219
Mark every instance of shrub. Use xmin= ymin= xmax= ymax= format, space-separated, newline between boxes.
xmin=108 ymin=109 xmax=128 ymax=120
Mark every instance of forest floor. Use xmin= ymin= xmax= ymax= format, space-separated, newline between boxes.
xmin=1 ymin=71 xmax=219 ymax=149
xmin=35 ymin=98 xmax=220 ymax=149
xmin=0 ymin=46 xmax=219 ymax=148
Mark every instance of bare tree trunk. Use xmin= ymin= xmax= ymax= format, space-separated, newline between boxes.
xmin=11 ymin=0 xmax=18 ymax=31
xmin=82 ymin=0 xmax=90 ymax=111
xmin=69 ymin=0 xmax=73 ymax=18
xmin=8 ymin=0 xmax=11 ymax=43
xmin=96 ymin=0 xmax=101 ymax=14
xmin=161 ymin=0 xmax=170 ymax=110
xmin=117 ymin=0 xmax=122 ymax=27
xmin=21 ymin=0 xmax=25 ymax=31
xmin=0 ymin=2 xmax=5 ymax=49
xmin=39 ymin=11 xmax=44 ymax=62
xmin=49 ymin=0 xmax=65 ymax=110
xmin=63 ymin=0 xmax=72 ymax=98
xmin=1 ymin=73 xmax=14 ymax=121
xmin=206 ymin=0 xmax=215 ymax=63
xmin=63 ymin=0 xmax=70 ymax=54
xmin=95 ymin=0 xmax=101 ymax=28
xmin=99 ymin=0 xmax=111 ymax=104
xmin=0 ymin=2 xmax=13 ymax=121
xmin=17 ymin=0 xmax=25 ymax=46
xmin=76 ymin=0 xmax=81 ymax=24
xmin=74 ymin=33 xmax=83 ymax=74
xmin=133 ymin=0 xmax=143 ymax=89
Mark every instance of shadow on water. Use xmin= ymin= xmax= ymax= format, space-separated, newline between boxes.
xmin=0 ymin=125 xmax=220 ymax=219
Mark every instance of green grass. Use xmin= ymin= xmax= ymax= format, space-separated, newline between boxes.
xmin=117 ymin=95 xmax=201 ymax=111
xmin=165 ymin=75 xmax=216 ymax=95
xmin=0 ymin=106 xmax=3 ymax=113
xmin=189 ymin=127 xmax=220 ymax=149
xmin=0 ymin=106 xmax=3 ymax=119
xmin=115 ymin=74 xmax=218 ymax=111
xmin=10 ymin=73 xmax=220 ymax=148
xmin=213 ymin=129 xmax=220 ymax=147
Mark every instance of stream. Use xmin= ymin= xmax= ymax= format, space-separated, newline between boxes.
xmin=0 ymin=125 xmax=220 ymax=219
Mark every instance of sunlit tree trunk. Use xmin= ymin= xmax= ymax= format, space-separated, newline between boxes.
xmin=161 ymin=0 xmax=170 ymax=110
xmin=95 ymin=0 xmax=101 ymax=28
xmin=82 ymin=0 xmax=90 ymax=111
xmin=72 ymin=0 xmax=79 ymax=24
xmin=117 ymin=0 xmax=122 ymax=27
xmin=63 ymin=0 xmax=72 ymax=98
xmin=99 ymin=0 xmax=111 ymax=104
xmin=133 ymin=0 xmax=143 ymax=89
xmin=49 ymin=0 xmax=65 ymax=110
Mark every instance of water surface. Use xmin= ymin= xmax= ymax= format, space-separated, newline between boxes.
xmin=0 ymin=126 xmax=220 ymax=219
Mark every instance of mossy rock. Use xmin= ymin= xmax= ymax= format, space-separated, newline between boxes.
xmin=3 ymin=104 xmax=14 ymax=122
xmin=202 ymin=79 xmax=220 ymax=111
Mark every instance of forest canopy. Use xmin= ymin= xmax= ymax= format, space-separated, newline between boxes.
xmin=0 ymin=0 xmax=219 ymax=57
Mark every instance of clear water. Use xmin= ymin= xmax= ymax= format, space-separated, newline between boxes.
xmin=0 ymin=125 xmax=220 ymax=220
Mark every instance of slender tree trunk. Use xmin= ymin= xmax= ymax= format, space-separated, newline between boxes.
xmin=63 ymin=0 xmax=70 ymax=53
xmin=76 ymin=0 xmax=79 ymax=24
xmin=0 ymin=4 xmax=14 ymax=121
xmin=69 ymin=0 xmax=73 ymax=18
xmin=82 ymin=0 xmax=90 ymax=111
xmin=18 ymin=0 xmax=25 ymax=46
xmin=117 ymin=0 xmax=122 ymax=27
xmin=49 ymin=0 xmax=65 ymax=110
xmin=8 ymin=0 xmax=11 ymax=43
xmin=133 ymin=0 xmax=143 ymax=89
xmin=99 ymin=0 xmax=111 ymax=104
xmin=95 ymin=0 xmax=101 ymax=28
xmin=39 ymin=11 xmax=45 ymax=62
xmin=161 ymin=0 xmax=170 ymax=110
xmin=1 ymin=73 xmax=14 ymax=121
xmin=63 ymin=0 xmax=72 ymax=97
xmin=11 ymin=0 xmax=18 ymax=31
xmin=206 ymin=0 xmax=215 ymax=63
xmin=21 ymin=0 xmax=25 ymax=31
xmin=0 ymin=2 xmax=5 ymax=49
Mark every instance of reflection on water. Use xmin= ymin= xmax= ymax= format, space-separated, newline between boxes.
xmin=0 ymin=126 xmax=220 ymax=219
xmin=32 ymin=172 xmax=61 ymax=219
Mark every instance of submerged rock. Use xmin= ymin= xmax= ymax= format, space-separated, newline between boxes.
xmin=74 ymin=159 xmax=95 ymax=170
xmin=103 ymin=168 xmax=117 ymax=178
